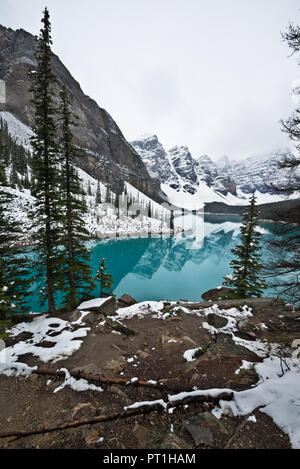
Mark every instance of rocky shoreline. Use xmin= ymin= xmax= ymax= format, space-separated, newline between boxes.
xmin=0 ymin=291 xmax=299 ymax=449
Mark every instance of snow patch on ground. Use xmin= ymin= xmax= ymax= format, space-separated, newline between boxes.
xmin=53 ymin=368 xmax=103 ymax=394
xmin=213 ymin=357 xmax=300 ymax=449
xmin=0 ymin=314 xmax=89 ymax=364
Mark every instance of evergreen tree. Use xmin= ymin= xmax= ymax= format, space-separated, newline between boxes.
xmin=87 ymin=181 xmax=92 ymax=196
xmin=58 ymin=85 xmax=95 ymax=309
xmin=95 ymin=180 xmax=101 ymax=204
xmin=264 ymin=21 xmax=300 ymax=303
xmin=0 ymin=159 xmax=30 ymax=322
xmin=95 ymin=258 xmax=114 ymax=297
xmin=29 ymin=8 xmax=65 ymax=312
xmin=223 ymin=193 xmax=266 ymax=298
xmin=170 ymin=209 xmax=175 ymax=231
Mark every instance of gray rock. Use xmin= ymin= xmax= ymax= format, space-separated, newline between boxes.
xmin=106 ymin=317 xmax=136 ymax=336
xmin=132 ymin=425 xmax=150 ymax=446
xmin=160 ymin=433 xmax=191 ymax=449
xmin=79 ymin=297 xmax=117 ymax=316
xmin=184 ymin=423 xmax=214 ymax=447
xmin=202 ymin=334 xmax=260 ymax=361
xmin=183 ymin=412 xmax=234 ymax=447
xmin=206 ymin=313 xmax=228 ymax=329
xmin=117 ymin=294 xmax=137 ymax=308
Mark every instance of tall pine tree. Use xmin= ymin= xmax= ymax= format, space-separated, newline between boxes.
xmin=30 ymin=8 xmax=65 ymax=312
xmin=58 ymin=85 xmax=95 ymax=309
xmin=0 ymin=159 xmax=30 ymax=322
xmin=223 ymin=193 xmax=266 ymax=298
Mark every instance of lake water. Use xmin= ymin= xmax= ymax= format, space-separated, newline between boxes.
xmin=27 ymin=214 xmax=297 ymax=312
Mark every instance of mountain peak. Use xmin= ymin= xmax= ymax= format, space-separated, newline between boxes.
xmin=0 ymin=23 xmax=161 ymax=201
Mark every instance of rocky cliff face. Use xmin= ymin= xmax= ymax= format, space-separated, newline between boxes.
xmin=132 ymin=133 xmax=300 ymax=203
xmin=130 ymin=134 xmax=180 ymax=190
xmin=131 ymin=135 xmax=237 ymax=197
xmin=0 ymin=25 xmax=162 ymax=201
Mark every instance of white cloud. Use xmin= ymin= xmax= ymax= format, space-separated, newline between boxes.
xmin=1 ymin=0 xmax=300 ymax=160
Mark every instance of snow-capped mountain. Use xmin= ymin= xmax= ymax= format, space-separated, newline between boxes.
xmin=130 ymin=134 xmax=179 ymax=190
xmin=131 ymin=134 xmax=299 ymax=209
xmin=218 ymin=149 xmax=300 ymax=194
xmin=130 ymin=135 xmax=237 ymax=203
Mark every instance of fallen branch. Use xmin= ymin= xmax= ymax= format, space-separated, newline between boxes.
xmin=31 ymin=366 xmax=192 ymax=393
xmin=0 ymin=392 xmax=233 ymax=440
xmin=0 ymin=405 xmax=162 ymax=439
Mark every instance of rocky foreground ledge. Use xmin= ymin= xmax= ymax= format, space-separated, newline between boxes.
xmin=0 ymin=293 xmax=299 ymax=449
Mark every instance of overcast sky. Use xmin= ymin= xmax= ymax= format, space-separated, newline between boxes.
xmin=2 ymin=0 xmax=300 ymax=161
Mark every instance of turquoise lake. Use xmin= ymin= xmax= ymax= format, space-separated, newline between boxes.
xmin=27 ymin=214 xmax=297 ymax=312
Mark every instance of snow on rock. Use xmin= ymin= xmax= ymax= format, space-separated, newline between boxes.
xmin=0 ymin=362 xmax=37 ymax=376
xmin=0 ymin=314 xmax=90 ymax=364
xmin=114 ymin=301 xmax=168 ymax=320
xmin=78 ymin=297 xmax=112 ymax=310
xmin=183 ymin=348 xmax=202 ymax=362
xmin=247 ymin=415 xmax=257 ymax=423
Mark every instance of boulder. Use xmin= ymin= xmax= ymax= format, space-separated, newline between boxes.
xmin=183 ymin=412 xmax=234 ymax=447
xmin=201 ymin=287 xmax=232 ymax=302
xmin=206 ymin=313 xmax=228 ymax=329
xmin=132 ymin=425 xmax=150 ymax=447
xmin=106 ymin=317 xmax=136 ymax=336
xmin=78 ymin=296 xmax=117 ymax=316
xmin=200 ymin=333 xmax=260 ymax=361
xmin=117 ymin=294 xmax=137 ymax=308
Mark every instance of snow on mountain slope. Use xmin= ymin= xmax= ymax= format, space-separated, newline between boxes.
xmin=132 ymin=134 xmax=299 ymax=210
xmin=130 ymin=134 xmax=179 ymax=189
xmin=131 ymin=136 xmax=237 ymax=205
xmin=0 ymin=113 xmax=174 ymax=240
xmin=217 ymin=149 xmax=300 ymax=195
xmin=0 ymin=111 xmax=33 ymax=149
xmin=3 ymin=168 xmax=174 ymax=243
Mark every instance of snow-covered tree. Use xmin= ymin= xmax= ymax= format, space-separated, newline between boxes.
xmin=95 ymin=180 xmax=101 ymax=204
xmin=223 ymin=193 xmax=266 ymax=298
